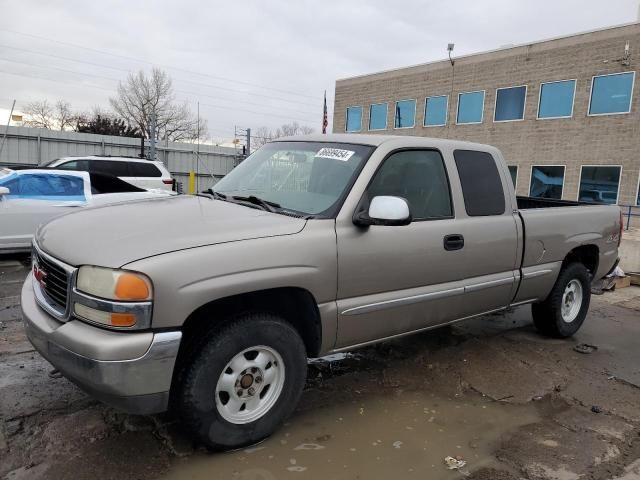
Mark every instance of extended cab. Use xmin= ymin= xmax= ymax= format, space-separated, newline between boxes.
xmin=22 ymin=135 xmax=621 ymax=450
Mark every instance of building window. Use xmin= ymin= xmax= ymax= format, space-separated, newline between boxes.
xmin=423 ymin=95 xmax=448 ymax=127
xmin=394 ymin=99 xmax=416 ymax=128
xmin=589 ymin=72 xmax=635 ymax=116
xmin=457 ymin=91 xmax=485 ymax=124
xmin=346 ymin=106 xmax=363 ymax=132
xmin=368 ymin=103 xmax=387 ymax=131
xmin=508 ymin=166 xmax=518 ymax=189
xmin=538 ymin=79 xmax=576 ymax=119
xmin=578 ymin=166 xmax=621 ymax=204
xmin=529 ymin=165 xmax=565 ymax=199
xmin=494 ymin=85 xmax=527 ymax=122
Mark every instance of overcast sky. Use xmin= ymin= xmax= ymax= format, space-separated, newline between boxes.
xmin=1 ymin=0 xmax=638 ymax=142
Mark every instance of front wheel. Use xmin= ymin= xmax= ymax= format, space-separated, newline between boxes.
xmin=178 ymin=313 xmax=307 ymax=450
xmin=532 ymin=262 xmax=591 ymax=338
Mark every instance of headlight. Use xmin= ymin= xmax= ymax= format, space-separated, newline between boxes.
xmin=74 ymin=266 xmax=153 ymax=329
xmin=77 ymin=266 xmax=152 ymax=301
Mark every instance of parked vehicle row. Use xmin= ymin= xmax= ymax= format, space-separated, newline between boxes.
xmin=0 ymin=168 xmax=175 ymax=253
xmin=21 ymin=134 xmax=621 ymax=451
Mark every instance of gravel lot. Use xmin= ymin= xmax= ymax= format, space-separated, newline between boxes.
xmin=1 ymin=257 xmax=639 ymax=480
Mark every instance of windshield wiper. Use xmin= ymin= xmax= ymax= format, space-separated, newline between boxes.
xmin=208 ymin=190 xmax=227 ymax=201
xmin=196 ymin=189 xmax=228 ymax=201
xmin=231 ymin=195 xmax=281 ymax=213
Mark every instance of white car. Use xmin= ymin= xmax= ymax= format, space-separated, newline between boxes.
xmin=43 ymin=156 xmax=174 ymax=191
xmin=0 ymin=168 xmax=175 ymax=253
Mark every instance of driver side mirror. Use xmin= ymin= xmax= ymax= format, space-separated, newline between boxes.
xmin=353 ymin=195 xmax=412 ymax=227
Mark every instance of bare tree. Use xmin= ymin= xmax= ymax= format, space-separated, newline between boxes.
xmin=251 ymin=126 xmax=276 ymax=149
xmin=23 ymin=100 xmax=54 ymax=129
xmin=109 ymin=68 xmax=207 ymax=142
xmin=23 ymin=99 xmax=81 ymax=130
xmin=251 ymin=122 xmax=315 ymax=149
xmin=55 ymin=100 xmax=74 ymax=130
xmin=275 ymin=122 xmax=314 ymax=138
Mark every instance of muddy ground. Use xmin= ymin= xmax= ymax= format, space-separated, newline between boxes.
xmin=1 ymin=257 xmax=639 ymax=480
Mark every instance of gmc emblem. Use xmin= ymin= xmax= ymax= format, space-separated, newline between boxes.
xmin=33 ymin=262 xmax=47 ymax=288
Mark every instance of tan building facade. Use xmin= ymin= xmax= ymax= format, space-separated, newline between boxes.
xmin=333 ymin=23 xmax=640 ymax=207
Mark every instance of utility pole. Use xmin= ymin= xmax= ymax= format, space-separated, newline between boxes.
xmin=196 ymin=102 xmax=200 ymax=192
xmin=149 ymin=112 xmax=156 ymax=161
xmin=0 ymin=99 xmax=16 ymax=160
xmin=234 ymin=126 xmax=251 ymax=161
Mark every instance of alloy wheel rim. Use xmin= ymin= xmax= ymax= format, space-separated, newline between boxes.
xmin=561 ymin=279 xmax=583 ymax=323
xmin=215 ymin=346 xmax=285 ymax=424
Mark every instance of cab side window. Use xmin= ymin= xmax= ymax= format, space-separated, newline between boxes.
xmin=367 ymin=150 xmax=452 ymax=220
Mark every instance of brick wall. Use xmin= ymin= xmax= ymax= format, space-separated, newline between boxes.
xmin=333 ymin=24 xmax=640 ymax=205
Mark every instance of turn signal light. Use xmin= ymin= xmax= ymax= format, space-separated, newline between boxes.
xmin=74 ymin=303 xmax=137 ymax=328
xmin=115 ymin=273 xmax=151 ymax=301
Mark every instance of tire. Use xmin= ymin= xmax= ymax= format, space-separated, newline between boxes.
xmin=178 ymin=313 xmax=307 ymax=450
xmin=531 ymin=262 xmax=591 ymax=338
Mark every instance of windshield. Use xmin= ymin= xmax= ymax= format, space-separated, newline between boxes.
xmin=213 ymin=141 xmax=374 ymax=217
xmin=41 ymin=158 xmax=62 ymax=167
xmin=0 ymin=171 xmax=87 ymax=201
xmin=0 ymin=168 xmax=13 ymax=180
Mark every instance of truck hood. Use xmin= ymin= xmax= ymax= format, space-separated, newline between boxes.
xmin=37 ymin=196 xmax=307 ymax=268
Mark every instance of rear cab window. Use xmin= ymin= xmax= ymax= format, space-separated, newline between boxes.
xmin=453 ymin=150 xmax=506 ymax=216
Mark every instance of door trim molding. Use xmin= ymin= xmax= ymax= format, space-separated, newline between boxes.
xmin=465 ymin=276 xmax=514 ymax=293
xmin=523 ymin=269 xmax=553 ymax=279
xmin=341 ymin=286 xmax=464 ymax=316
xmin=340 ymin=274 xmax=515 ymax=317
xmin=330 ymin=306 xmax=507 ymax=353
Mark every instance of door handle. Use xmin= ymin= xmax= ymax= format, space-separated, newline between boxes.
xmin=443 ymin=234 xmax=464 ymax=251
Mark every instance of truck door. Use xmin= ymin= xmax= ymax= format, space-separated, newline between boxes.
xmin=334 ymin=149 xmax=468 ymax=349
xmin=449 ymin=149 xmax=520 ymax=317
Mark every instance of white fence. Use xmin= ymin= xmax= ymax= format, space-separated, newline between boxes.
xmin=0 ymin=125 xmax=242 ymax=191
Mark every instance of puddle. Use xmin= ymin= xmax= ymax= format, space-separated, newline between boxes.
xmin=160 ymin=390 xmax=541 ymax=480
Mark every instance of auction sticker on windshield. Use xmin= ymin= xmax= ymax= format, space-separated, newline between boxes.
xmin=315 ymin=148 xmax=355 ymax=162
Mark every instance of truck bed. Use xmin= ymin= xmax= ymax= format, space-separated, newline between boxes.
xmin=512 ymin=198 xmax=620 ymax=304
xmin=517 ymin=196 xmax=582 ymax=209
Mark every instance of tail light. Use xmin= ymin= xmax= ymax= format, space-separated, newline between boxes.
xmin=162 ymin=179 xmax=174 ymax=185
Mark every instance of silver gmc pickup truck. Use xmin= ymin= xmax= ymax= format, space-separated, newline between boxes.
xmin=22 ymin=134 xmax=622 ymax=450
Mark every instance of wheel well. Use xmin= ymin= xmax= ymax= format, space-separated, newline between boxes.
xmin=563 ymin=245 xmax=599 ymax=276
xmin=176 ymin=287 xmax=322 ymax=370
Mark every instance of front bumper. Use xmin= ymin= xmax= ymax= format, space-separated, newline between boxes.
xmin=21 ymin=274 xmax=181 ymax=414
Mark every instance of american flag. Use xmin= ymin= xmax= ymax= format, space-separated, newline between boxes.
xmin=322 ymin=90 xmax=328 ymax=134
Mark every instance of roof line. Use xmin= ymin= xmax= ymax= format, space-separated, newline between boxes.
xmin=336 ymin=21 xmax=640 ymax=82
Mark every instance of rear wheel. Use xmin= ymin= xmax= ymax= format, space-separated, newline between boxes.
xmin=178 ymin=313 xmax=307 ymax=450
xmin=532 ymin=262 xmax=591 ymax=338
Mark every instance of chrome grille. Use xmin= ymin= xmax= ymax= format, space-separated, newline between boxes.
xmin=32 ymin=246 xmax=72 ymax=315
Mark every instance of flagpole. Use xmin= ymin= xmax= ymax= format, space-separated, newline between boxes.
xmin=322 ymin=90 xmax=328 ymax=134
